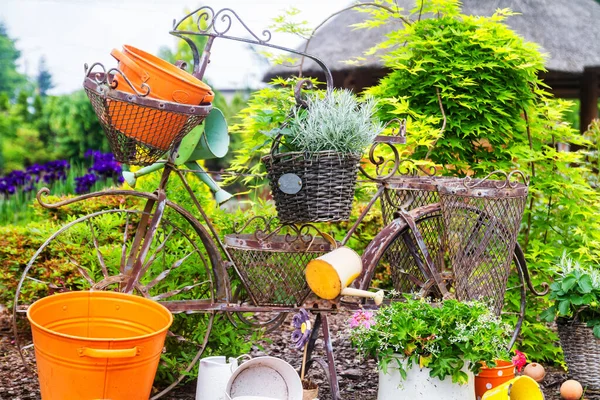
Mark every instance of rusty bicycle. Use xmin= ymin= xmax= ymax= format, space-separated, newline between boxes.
xmin=12 ymin=6 xmax=547 ymax=400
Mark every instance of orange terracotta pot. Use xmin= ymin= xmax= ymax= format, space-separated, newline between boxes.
xmin=475 ymin=360 xmax=516 ymax=399
xmin=119 ymin=45 xmax=214 ymax=104
xmin=108 ymin=47 xmax=213 ymax=150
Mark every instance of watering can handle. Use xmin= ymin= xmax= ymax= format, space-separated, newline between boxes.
xmin=230 ymin=354 xmax=252 ymax=373
xmin=320 ymin=232 xmax=338 ymax=249
xmin=340 ymin=288 xmax=384 ymax=305
xmin=110 ymin=48 xmax=150 ymax=82
xmin=77 ymin=346 xmax=140 ymax=359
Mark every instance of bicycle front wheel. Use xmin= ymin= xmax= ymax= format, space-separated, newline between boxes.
xmin=13 ymin=205 xmax=224 ymax=398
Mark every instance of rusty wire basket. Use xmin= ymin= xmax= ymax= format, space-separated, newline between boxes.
xmin=84 ymin=74 xmax=211 ymax=166
xmin=380 ymin=176 xmax=462 ymax=223
xmin=262 ymin=151 xmax=361 ymax=223
xmin=438 ymin=171 xmax=528 ymax=314
xmin=224 ymin=228 xmax=336 ymax=306
xmin=379 ymin=176 xmax=460 ymax=295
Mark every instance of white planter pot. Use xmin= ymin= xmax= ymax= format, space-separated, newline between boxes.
xmin=377 ymin=358 xmax=475 ymax=400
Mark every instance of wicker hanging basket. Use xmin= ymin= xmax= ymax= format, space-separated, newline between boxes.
xmin=262 ymin=150 xmax=361 ymax=223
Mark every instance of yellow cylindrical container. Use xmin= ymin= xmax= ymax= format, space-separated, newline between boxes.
xmin=305 ymin=247 xmax=362 ymax=300
xmin=481 ymin=375 xmax=544 ymax=399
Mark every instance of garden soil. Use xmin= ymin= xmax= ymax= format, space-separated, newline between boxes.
xmin=0 ymin=306 xmax=590 ymax=400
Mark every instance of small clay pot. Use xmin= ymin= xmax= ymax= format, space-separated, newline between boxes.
xmin=302 ymin=379 xmax=319 ymax=400
xmin=523 ymin=363 xmax=546 ymax=382
xmin=560 ymin=379 xmax=583 ymax=400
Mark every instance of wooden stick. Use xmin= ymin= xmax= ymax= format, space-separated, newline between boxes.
xmin=301 ymin=343 xmax=308 ymax=381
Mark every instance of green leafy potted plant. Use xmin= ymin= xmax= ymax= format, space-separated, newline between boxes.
xmin=350 ymin=298 xmax=511 ymax=400
xmin=541 ymin=254 xmax=600 ymax=390
xmin=261 ymin=88 xmax=383 ymax=222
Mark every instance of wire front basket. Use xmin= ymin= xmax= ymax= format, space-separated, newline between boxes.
xmin=84 ymin=74 xmax=211 ymax=166
xmin=380 ymin=176 xmax=460 ymax=295
xmin=224 ymin=227 xmax=336 ymax=306
xmin=438 ymin=171 xmax=529 ymax=314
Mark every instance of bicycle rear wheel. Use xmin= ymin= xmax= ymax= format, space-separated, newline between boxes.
xmin=361 ymin=202 xmax=529 ymax=348
xmin=13 ymin=203 xmax=225 ymax=399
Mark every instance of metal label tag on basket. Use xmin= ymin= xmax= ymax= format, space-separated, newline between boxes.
xmin=278 ymin=173 xmax=302 ymax=194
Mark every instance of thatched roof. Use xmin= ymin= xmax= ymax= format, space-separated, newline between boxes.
xmin=264 ymin=0 xmax=600 ymax=81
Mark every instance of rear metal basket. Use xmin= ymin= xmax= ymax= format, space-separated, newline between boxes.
xmin=379 ymin=176 xmax=460 ymax=295
xmin=84 ymin=73 xmax=211 ymax=166
xmin=225 ymin=231 xmax=336 ymax=306
xmin=380 ymin=176 xmax=462 ymax=223
xmin=438 ymin=171 xmax=528 ymax=314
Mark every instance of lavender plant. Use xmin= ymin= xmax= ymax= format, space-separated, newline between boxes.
xmin=284 ymin=89 xmax=383 ymax=154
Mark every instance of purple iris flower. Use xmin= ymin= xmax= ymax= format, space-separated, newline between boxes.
xmin=0 ymin=179 xmax=16 ymax=195
xmin=27 ymin=164 xmax=44 ymax=182
xmin=7 ymin=170 xmax=31 ymax=187
xmin=75 ymin=173 xmax=98 ymax=194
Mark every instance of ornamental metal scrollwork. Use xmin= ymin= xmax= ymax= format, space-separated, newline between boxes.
xmin=84 ymin=62 xmax=150 ymax=97
xmin=232 ymin=216 xmax=335 ymax=250
xmin=173 ymin=6 xmax=272 ymax=43
xmin=463 ymin=170 xmax=529 ymax=189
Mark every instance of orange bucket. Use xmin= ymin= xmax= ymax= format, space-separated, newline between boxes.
xmin=27 ymin=291 xmax=173 ymax=400
xmin=113 ymin=45 xmax=214 ymax=104
xmin=475 ymin=360 xmax=516 ymax=399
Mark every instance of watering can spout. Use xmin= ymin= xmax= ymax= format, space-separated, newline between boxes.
xmin=341 ymin=288 xmax=384 ymax=305
xmin=121 ymin=163 xmax=166 ymax=188
xmin=184 ymin=162 xmax=234 ymax=206
xmin=122 ymin=171 xmax=136 ymax=188
xmin=214 ymin=188 xmax=234 ymax=205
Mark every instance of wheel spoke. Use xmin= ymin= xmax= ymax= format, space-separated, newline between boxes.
xmin=120 ymin=212 xmax=132 ymax=274
xmin=138 ymin=226 xmax=175 ymax=279
xmin=58 ymin=242 xmax=96 ymax=286
xmin=92 ymin=274 xmax=127 ymax=290
xmin=124 ymin=205 xmax=153 ymax=275
xmin=144 ymin=251 xmax=196 ymax=290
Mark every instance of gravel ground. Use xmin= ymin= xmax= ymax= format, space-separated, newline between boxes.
xmin=3 ymin=305 xmax=591 ymax=400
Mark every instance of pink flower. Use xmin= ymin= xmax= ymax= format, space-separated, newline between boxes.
xmin=349 ymin=310 xmax=375 ymax=329
xmin=512 ymin=350 xmax=527 ymax=372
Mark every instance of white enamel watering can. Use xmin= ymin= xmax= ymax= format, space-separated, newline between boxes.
xmin=196 ymin=356 xmax=241 ymax=400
